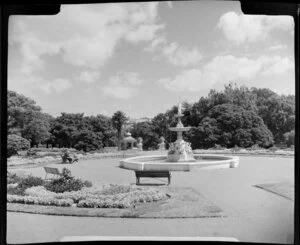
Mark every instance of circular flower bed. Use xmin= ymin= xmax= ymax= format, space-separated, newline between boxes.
xmin=7 ymin=170 xmax=168 ymax=209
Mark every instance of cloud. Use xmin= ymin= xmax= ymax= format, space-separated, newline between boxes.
xmin=125 ymin=24 xmax=165 ymax=44
xmin=262 ymin=56 xmax=294 ymax=76
xmin=9 ymin=3 xmax=163 ymax=73
xmin=145 ymin=39 xmax=202 ymax=66
xmin=41 ymin=78 xmax=72 ymax=94
xmin=8 ymin=75 xmax=72 ymax=94
xmin=218 ymin=11 xmax=294 ymax=45
xmin=144 ymin=36 xmax=167 ymax=52
xmin=157 ymin=54 xmax=294 ymax=92
xmin=162 ymin=42 xmax=202 ymax=66
xmin=267 ymin=44 xmax=288 ymax=51
xmin=78 ymin=70 xmax=101 ymax=84
xmin=158 ymin=69 xmax=204 ymax=91
xmin=102 ymin=72 xmax=143 ymax=99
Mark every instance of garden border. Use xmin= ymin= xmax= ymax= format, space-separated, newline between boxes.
xmin=7 ymin=187 xmax=226 ymax=218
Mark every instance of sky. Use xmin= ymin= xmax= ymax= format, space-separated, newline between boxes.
xmin=8 ymin=1 xmax=295 ymax=119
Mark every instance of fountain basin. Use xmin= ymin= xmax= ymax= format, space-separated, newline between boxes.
xmin=119 ymin=154 xmax=239 ymax=172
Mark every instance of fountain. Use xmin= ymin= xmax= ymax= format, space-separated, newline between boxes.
xmin=120 ymin=101 xmax=239 ymax=172
xmin=167 ymin=101 xmax=195 ymax=162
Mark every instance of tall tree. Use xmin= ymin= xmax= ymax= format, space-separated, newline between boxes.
xmin=131 ymin=121 xmax=160 ymax=150
xmin=8 ymin=91 xmax=52 ymax=146
xmin=112 ymin=111 xmax=128 ymax=150
xmin=188 ymin=104 xmax=274 ymax=149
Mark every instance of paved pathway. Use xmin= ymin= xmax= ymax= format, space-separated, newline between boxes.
xmin=7 ymin=156 xmax=294 ymax=244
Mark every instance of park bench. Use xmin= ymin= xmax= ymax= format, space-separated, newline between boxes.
xmin=135 ymin=171 xmax=171 ymax=185
xmin=44 ymin=167 xmax=63 ymax=180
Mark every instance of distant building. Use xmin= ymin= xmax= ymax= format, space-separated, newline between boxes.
xmin=124 ymin=117 xmax=151 ymax=130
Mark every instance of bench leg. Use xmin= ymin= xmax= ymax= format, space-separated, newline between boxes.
xmin=136 ymin=177 xmax=140 ymax=185
xmin=168 ymin=176 xmax=171 ymax=185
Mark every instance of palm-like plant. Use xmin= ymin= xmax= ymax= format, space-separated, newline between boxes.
xmin=112 ymin=111 xmax=128 ymax=150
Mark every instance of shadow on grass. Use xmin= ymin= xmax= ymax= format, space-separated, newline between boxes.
xmin=135 ymin=183 xmax=167 ymax=186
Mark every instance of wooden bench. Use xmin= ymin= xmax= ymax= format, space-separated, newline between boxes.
xmin=135 ymin=171 xmax=171 ymax=185
xmin=44 ymin=167 xmax=63 ymax=180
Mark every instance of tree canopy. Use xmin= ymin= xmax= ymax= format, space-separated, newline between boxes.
xmin=7 ymin=83 xmax=295 ymax=155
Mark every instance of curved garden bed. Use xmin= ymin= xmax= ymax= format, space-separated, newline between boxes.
xmin=7 ymin=170 xmax=168 ymax=212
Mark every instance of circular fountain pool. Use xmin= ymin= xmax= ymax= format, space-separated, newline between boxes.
xmin=120 ymin=154 xmax=239 ymax=172
xmin=120 ymin=101 xmax=239 ymax=173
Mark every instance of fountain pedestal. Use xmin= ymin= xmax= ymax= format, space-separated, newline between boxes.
xmin=167 ymin=110 xmax=195 ymax=162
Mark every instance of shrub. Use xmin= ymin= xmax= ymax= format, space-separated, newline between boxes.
xmin=19 ymin=175 xmax=45 ymax=189
xmin=7 ymin=175 xmax=45 ymax=196
xmin=45 ymin=178 xmax=87 ymax=193
xmin=284 ymin=130 xmax=295 ymax=147
xmin=24 ymin=186 xmax=56 ymax=197
xmin=7 ymin=134 xmax=30 ymax=157
xmin=45 ymin=168 xmax=92 ymax=193
xmin=7 ymin=172 xmax=21 ymax=184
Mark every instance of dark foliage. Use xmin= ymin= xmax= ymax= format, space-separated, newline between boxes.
xmin=7 ymin=134 xmax=30 ymax=157
xmin=45 ymin=168 xmax=92 ymax=193
xmin=7 ymin=175 xmax=45 ymax=196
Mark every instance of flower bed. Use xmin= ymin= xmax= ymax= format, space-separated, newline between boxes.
xmin=7 ymin=170 xmax=168 ymax=209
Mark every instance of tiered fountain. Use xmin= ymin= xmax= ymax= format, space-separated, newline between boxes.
xmin=120 ymin=102 xmax=239 ymax=172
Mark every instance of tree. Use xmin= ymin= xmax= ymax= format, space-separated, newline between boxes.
xmin=8 ymin=90 xmax=42 ymax=134
xmin=84 ymin=115 xmax=116 ymax=147
xmin=7 ymin=134 xmax=30 ymax=157
xmin=131 ymin=122 xmax=160 ymax=150
xmin=188 ymin=104 xmax=274 ymax=149
xmin=72 ymin=130 xmax=103 ymax=152
xmin=112 ymin=111 xmax=128 ymax=150
xmin=21 ymin=113 xmax=51 ymax=147
xmin=255 ymin=94 xmax=295 ymax=143
xmin=8 ymin=91 xmax=51 ymax=145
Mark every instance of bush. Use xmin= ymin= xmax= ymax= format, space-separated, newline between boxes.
xmin=7 ymin=134 xmax=30 ymax=157
xmin=19 ymin=175 xmax=45 ymax=189
xmin=7 ymin=175 xmax=45 ymax=196
xmin=7 ymin=172 xmax=21 ymax=184
xmin=284 ymin=130 xmax=295 ymax=147
xmin=45 ymin=168 xmax=92 ymax=193
xmin=7 ymin=175 xmax=46 ymax=196
xmin=45 ymin=178 xmax=90 ymax=193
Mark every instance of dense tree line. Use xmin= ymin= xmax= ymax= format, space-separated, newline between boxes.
xmin=7 ymin=83 xmax=295 ymax=155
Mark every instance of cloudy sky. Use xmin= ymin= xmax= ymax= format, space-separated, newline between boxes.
xmin=8 ymin=1 xmax=295 ymax=119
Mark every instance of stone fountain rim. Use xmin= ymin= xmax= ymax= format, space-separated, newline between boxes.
xmin=119 ymin=154 xmax=239 ymax=171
